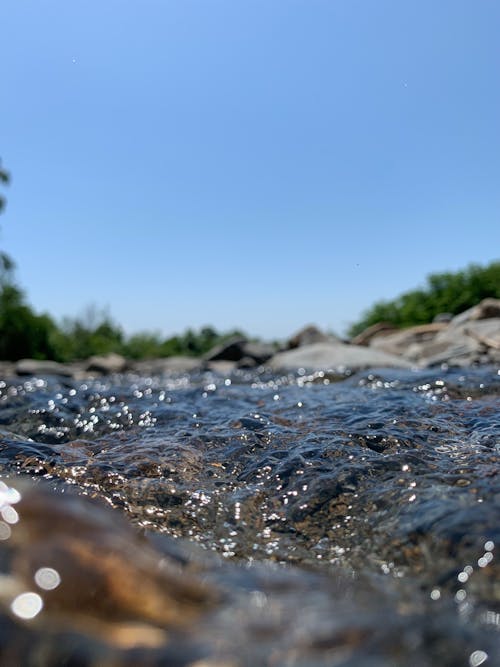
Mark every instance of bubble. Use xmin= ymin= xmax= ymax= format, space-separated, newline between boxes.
xmin=430 ymin=588 xmax=441 ymax=600
xmin=484 ymin=541 xmax=494 ymax=552
xmin=11 ymin=592 xmax=43 ymax=620
xmin=0 ymin=521 xmax=12 ymax=540
xmin=469 ymin=650 xmax=488 ymax=666
xmin=35 ymin=568 xmax=61 ymax=591
xmin=1 ymin=505 xmax=19 ymax=524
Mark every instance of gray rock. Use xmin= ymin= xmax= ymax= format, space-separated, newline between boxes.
xmin=85 ymin=353 xmax=128 ymax=374
xmin=463 ymin=318 xmax=500 ymax=350
xmin=15 ymin=359 xmax=75 ymax=377
xmin=131 ymin=356 xmax=202 ymax=375
xmin=287 ymin=325 xmax=340 ymax=349
xmin=370 ymin=323 xmax=447 ymax=357
xmin=204 ymin=360 xmax=237 ymax=375
xmin=433 ymin=312 xmax=453 ymax=323
xmin=350 ymin=322 xmax=397 ymax=346
xmin=448 ymin=298 xmax=500 ymax=327
xmin=268 ymin=342 xmax=412 ymax=372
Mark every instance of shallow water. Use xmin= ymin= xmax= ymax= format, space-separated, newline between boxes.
xmin=0 ymin=366 xmax=498 ymax=665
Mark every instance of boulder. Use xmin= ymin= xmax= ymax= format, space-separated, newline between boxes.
xmin=204 ymin=338 xmax=274 ymax=365
xmin=268 ymin=342 xmax=412 ymax=372
xmin=350 ymin=322 xmax=397 ymax=346
xmin=287 ymin=325 xmax=340 ymax=349
xmin=448 ymin=298 xmax=500 ymax=327
xmin=85 ymin=353 xmax=128 ymax=374
xmin=370 ymin=323 xmax=448 ymax=357
xmin=15 ymin=359 xmax=75 ymax=377
xmin=406 ymin=319 xmax=500 ymax=367
xmin=131 ymin=356 xmax=202 ymax=375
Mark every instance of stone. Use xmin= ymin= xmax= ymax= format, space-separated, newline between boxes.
xmin=204 ymin=337 xmax=248 ymax=362
xmin=15 ymin=359 xmax=75 ymax=377
xmin=463 ymin=318 xmax=500 ymax=349
xmin=6 ymin=481 xmax=215 ymax=641
xmin=204 ymin=339 xmax=274 ymax=365
xmin=448 ymin=298 xmax=500 ymax=327
xmin=287 ymin=325 xmax=340 ymax=348
xmin=86 ymin=353 xmax=128 ymax=374
xmin=268 ymin=342 xmax=412 ymax=371
xmin=369 ymin=323 xmax=448 ymax=357
xmin=350 ymin=322 xmax=397 ymax=346
xmin=131 ymin=356 xmax=202 ymax=375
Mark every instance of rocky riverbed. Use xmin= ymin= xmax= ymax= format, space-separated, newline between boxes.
xmin=0 ymin=362 xmax=498 ymax=666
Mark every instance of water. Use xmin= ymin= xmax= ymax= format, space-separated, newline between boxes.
xmin=0 ymin=366 xmax=498 ymax=665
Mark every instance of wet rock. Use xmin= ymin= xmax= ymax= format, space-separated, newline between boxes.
xmin=2 ymin=481 xmax=215 ymax=638
xmin=15 ymin=359 xmax=75 ymax=377
xmin=268 ymin=342 xmax=412 ymax=371
xmin=287 ymin=324 xmax=340 ymax=348
xmin=86 ymin=353 xmax=128 ymax=374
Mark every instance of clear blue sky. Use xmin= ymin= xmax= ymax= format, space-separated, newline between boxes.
xmin=2 ymin=0 xmax=499 ymax=339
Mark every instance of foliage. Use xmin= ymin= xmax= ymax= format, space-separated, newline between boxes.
xmin=348 ymin=261 xmax=500 ymax=337
xmin=0 ymin=259 xmax=59 ymax=360
xmin=0 ymin=159 xmax=8 ymax=215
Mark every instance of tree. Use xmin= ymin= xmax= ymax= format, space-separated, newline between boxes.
xmin=0 ymin=159 xmax=8 ymax=215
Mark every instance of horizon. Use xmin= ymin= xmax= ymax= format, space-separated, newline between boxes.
xmin=2 ymin=1 xmax=499 ymax=339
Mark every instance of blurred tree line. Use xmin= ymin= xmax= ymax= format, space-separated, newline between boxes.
xmin=348 ymin=261 xmax=500 ymax=337
xmin=0 ymin=158 xmax=244 ymax=361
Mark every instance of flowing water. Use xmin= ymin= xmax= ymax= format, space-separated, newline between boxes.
xmin=0 ymin=365 xmax=498 ymax=666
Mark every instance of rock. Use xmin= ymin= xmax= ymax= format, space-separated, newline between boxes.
xmin=448 ymin=298 xmax=500 ymax=327
xmin=463 ymin=318 xmax=500 ymax=349
xmin=204 ymin=337 xmax=248 ymax=362
xmin=204 ymin=360 xmax=237 ymax=375
xmin=86 ymin=353 xmax=128 ymax=374
xmin=287 ymin=325 xmax=340 ymax=349
xmin=268 ymin=342 xmax=412 ymax=372
xmin=433 ymin=312 xmax=453 ymax=323
xmin=131 ymin=356 xmax=202 ymax=375
xmin=204 ymin=338 xmax=274 ymax=365
xmin=406 ymin=320 xmax=500 ymax=367
xmin=370 ymin=323 xmax=448 ymax=357
xmin=4 ymin=480 xmax=215 ymax=642
xmin=15 ymin=359 xmax=75 ymax=377
xmin=0 ymin=361 xmax=15 ymax=378
xmin=350 ymin=322 xmax=397 ymax=346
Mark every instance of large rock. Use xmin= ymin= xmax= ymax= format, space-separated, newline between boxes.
xmin=448 ymin=298 xmax=500 ymax=327
xmin=287 ymin=325 xmax=340 ymax=349
xmin=85 ymin=353 xmax=128 ymax=374
xmin=370 ymin=323 xmax=448 ymax=357
xmin=130 ymin=356 xmax=202 ymax=375
xmin=268 ymin=342 xmax=412 ymax=372
xmin=15 ymin=359 xmax=75 ymax=377
xmin=204 ymin=338 xmax=274 ymax=365
xmin=405 ymin=319 xmax=500 ymax=367
xmin=350 ymin=322 xmax=397 ymax=346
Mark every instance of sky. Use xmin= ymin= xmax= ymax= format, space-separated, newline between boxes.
xmin=1 ymin=0 xmax=499 ymax=340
